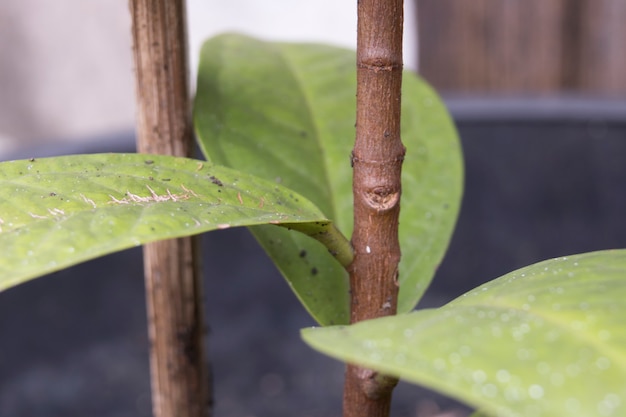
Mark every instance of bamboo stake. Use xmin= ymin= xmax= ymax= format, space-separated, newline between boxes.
xmin=343 ymin=0 xmax=405 ymax=416
xmin=128 ymin=1 xmax=210 ymax=416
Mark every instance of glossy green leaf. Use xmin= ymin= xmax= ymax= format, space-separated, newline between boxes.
xmin=303 ymin=251 xmax=626 ymax=417
xmin=194 ymin=34 xmax=463 ymax=324
xmin=469 ymin=411 xmax=493 ymax=417
xmin=0 ymin=153 xmax=344 ymax=293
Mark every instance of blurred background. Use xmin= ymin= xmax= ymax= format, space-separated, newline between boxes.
xmin=1 ymin=1 xmax=625 ymax=417
xmin=1 ymin=0 xmax=625 ymax=154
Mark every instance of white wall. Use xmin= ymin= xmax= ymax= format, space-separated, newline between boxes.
xmin=0 ymin=1 xmax=417 ymax=154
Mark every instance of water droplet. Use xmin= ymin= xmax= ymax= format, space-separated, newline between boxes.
xmin=598 ymin=393 xmax=621 ymax=416
xmin=550 ymin=372 xmax=564 ymax=387
xmin=545 ymin=329 xmax=560 ymax=342
xmin=565 ymin=397 xmax=581 ymax=412
xmin=516 ymin=348 xmax=531 ymax=360
xmin=496 ymin=369 xmax=511 ymax=383
xmin=433 ymin=358 xmax=446 ymax=371
xmin=394 ymin=353 xmax=406 ymax=365
xmin=363 ymin=339 xmax=377 ymax=349
xmin=448 ymin=352 xmax=462 ymax=365
xmin=595 ymin=357 xmax=611 ymax=370
xmin=380 ymin=338 xmax=392 ymax=348
xmin=459 ymin=345 xmax=472 ymax=356
xmin=528 ymin=384 xmax=544 ymax=399
xmin=566 ymin=363 xmax=581 ymax=377
xmin=490 ymin=324 xmax=503 ymax=338
xmin=504 ymin=386 xmax=523 ymax=401
xmin=536 ymin=362 xmax=550 ymax=375
xmin=481 ymin=383 xmax=498 ymax=398
xmin=472 ymin=369 xmax=487 ymax=383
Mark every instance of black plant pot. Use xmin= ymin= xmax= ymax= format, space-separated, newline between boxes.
xmin=1 ymin=98 xmax=624 ymax=417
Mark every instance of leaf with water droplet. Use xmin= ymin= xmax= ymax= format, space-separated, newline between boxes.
xmin=0 ymin=154 xmax=349 ymax=297
xmin=303 ymin=250 xmax=626 ymax=416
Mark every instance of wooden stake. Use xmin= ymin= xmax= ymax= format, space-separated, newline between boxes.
xmin=129 ymin=1 xmax=210 ymax=416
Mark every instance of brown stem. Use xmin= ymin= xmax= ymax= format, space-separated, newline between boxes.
xmin=343 ymin=0 xmax=405 ymax=417
xmin=129 ymin=1 xmax=211 ymax=416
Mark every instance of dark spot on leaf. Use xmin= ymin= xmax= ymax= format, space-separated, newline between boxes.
xmin=49 ymin=192 xmax=57 ymax=197
xmin=29 ymin=157 xmax=36 ymax=162
xmin=148 ymin=176 xmax=154 ymax=180
xmin=162 ymin=178 xmax=171 ymax=181
xmin=299 ymin=250 xmax=307 ymax=258
xmin=209 ymin=176 xmax=223 ymax=186
xmin=443 ymin=203 xmax=449 ymax=209
xmin=145 ymin=160 xmax=154 ymax=165
xmin=300 ymin=130 xmax=307 ymax=138
xmin=328 ymin=249 xmax=338 ymax=257
xmin=311 ymin=267 xmax=318 ymax=276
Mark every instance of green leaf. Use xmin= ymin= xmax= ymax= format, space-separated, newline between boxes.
xmin=302 ymin=251 xmax=626 ymax=417
xmin=194 ymin=33 xmax=463 ymax=324
xmin=469 ymin=411 xmax=493 ymax=417
xmin=0 ymin=153 xmax=341 ymax=293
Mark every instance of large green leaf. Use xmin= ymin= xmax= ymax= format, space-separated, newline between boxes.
xmin=303 ymin=251 xmax=626 ymax=417
xmin=0 ymin=154 xmax=347 ymax=294
xmin=194 ymin=34 xmax=463 ymax=324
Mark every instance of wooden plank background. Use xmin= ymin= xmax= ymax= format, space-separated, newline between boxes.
xmin=415 ymin=0 xmax=626 ymax=95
